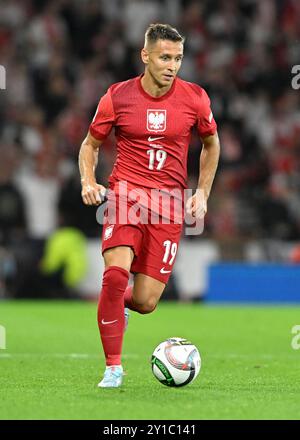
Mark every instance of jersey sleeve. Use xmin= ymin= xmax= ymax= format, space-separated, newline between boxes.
xmin=196 ymin=88 xmax=217 ymax=138
xmin=89 ymin=88 xmax=115 ymax=140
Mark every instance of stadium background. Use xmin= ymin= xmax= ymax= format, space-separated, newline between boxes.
xmin=0 ymin=0 xmax=300 ymax=421
xmin=1 ymin=0 xmax=300 ymax=301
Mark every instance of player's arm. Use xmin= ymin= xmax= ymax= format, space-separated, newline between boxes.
xmin=78 ymin=131 xmax=106 ymax=205
xmin=198 ymin=131 xmax=220 ymax=199
xmin=186 ymin=132 xmax=220 ymax=218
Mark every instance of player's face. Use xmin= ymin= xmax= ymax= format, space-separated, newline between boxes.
xmin=143 ymin=39 xmax=184 ymax=87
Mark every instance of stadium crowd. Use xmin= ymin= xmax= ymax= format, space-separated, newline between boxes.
xmin=0 ymin=0 xmax=300 ymax=296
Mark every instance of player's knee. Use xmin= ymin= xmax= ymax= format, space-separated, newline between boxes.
xmin=102 ymin=265 xmax=129 ymax=291
xmin=138 ymin=297 xmax=157 ymax=314
xmin=103 ymin=247 xmax=133 ymax=272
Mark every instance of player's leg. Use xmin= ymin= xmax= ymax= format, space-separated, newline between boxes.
xmin=103 ymin=245 xmax=134 ymax=271
xmin=97 ymin=245 xmax=134 ymax=387
xmin=124 ymin=222 xmax=182 ymax=314
xmin=103 ymin=245 xmax=133 ymax=329
xmin=98 ymin=207 xmax=144 ymax=388
xmin=124 ymin=273 xmax=165 ymax=314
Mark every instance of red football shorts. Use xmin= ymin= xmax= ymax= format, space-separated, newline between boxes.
xmin=101 ymin=197 xmax=183 ymax=284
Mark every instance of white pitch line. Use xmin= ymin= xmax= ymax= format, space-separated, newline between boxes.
xmin=0 ymin=352 xmax=297 ymax=360
xmin=0 ymin=353 xmax=141 ymax=359
xmin=1 ymin=353 xmax=297 ymax=362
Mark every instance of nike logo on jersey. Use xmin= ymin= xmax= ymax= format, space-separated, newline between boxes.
xmin=160 ymin=267 xmax=171 ymax=274
xmin=148 ymin=136 xmax=164 ymax=142
xmin=101 ymin=319 xmax=118 ymax=325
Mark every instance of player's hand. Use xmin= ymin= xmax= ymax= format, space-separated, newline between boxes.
xmin=186 ymin=189 xmax=207 ymax=219
xmin=81 ymin=181 xmax=107 ymax=206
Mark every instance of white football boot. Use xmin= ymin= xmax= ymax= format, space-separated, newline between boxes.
xmin=98 ymin=365 xmax=124 ymax=388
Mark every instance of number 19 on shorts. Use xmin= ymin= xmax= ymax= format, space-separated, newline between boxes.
xmin=163 ymin=240 xmax=177 ymax=265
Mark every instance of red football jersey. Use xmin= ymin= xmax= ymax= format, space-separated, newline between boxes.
xmin=90 ymin=74 xmax=217 ymax=192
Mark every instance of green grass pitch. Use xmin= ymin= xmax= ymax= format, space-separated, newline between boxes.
xmin=0 ymin=300 xmax=300 ymax=420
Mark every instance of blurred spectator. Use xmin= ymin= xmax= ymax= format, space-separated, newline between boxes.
xmin=15 ymin=148 xmax=60 ymax=239
xmin=0 ymin=146 xmax=26 ymax=245
xmin=36 ymin=226 xmax=88 ymax=298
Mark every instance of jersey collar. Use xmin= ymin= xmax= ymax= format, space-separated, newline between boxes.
xmin=137 ymin=74 xmax=176 ymax=101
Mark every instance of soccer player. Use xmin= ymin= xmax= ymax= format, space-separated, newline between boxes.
xmin=79 ymin=23 xmax=220 ymax=387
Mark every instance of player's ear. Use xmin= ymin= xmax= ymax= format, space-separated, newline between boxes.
xmin=141 ymin=47 xmax=149 ymax=65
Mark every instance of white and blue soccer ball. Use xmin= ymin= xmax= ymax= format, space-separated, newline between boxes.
xmin=151 ymin=337 xmax=201 ymax=387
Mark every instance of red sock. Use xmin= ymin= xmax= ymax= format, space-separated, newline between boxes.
xmin=98 ymin=266 xmax=129 ymax=366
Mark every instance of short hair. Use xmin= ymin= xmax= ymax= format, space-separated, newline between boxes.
xmin=144 ymin=23 xmax=185 ymax=47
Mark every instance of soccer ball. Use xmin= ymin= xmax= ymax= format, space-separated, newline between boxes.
xmin=151 ymin=337 xmax=201 ymax=387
